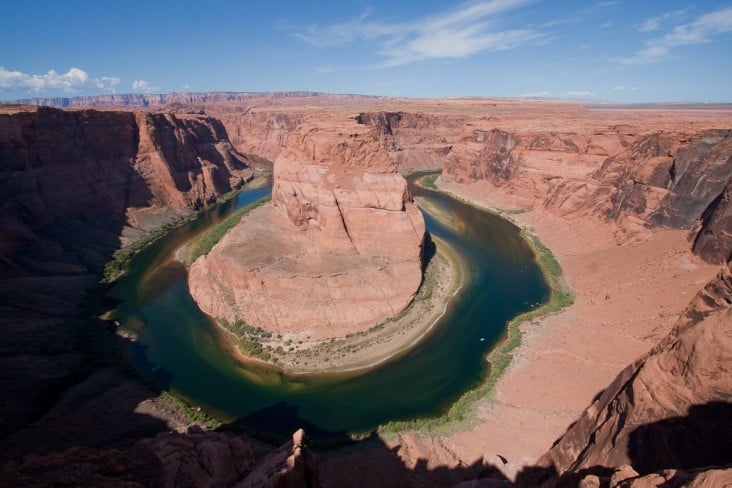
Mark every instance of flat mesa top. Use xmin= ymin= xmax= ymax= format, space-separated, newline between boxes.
xmin=211 ymin=204 xmax=389 ymax=275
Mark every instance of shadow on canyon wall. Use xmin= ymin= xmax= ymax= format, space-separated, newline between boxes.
xmin=628 ymin=401 xmax=732 ymax=475
xmin=0 ymin=313 xmax=173 ymax=460
xmin=521 ymin=401 xmax=732 ymax=488
xmin=0 ymin=106 xmax=260 ymax=455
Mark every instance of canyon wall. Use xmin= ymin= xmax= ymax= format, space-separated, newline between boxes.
xmin=189 ymin=121 xmax=426 ymax=339
xmin=2 ymin=96 xmax=730 ymax=486
xmin=441 ymin=125 xmax=732 ymax=263
xmin=527 ymin=261 xmax=731 ymax=486
xmin=2 ymin=427 xmax=320 ymax=488
xmin=354 ymin=110 xmax=732 ymax=264
xmin=0 ymin=106 xmax=255 ymax=440
xmin=354 ymin=111 xmax=457 ymax=171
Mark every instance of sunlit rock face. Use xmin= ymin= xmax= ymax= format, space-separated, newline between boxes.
xmin=189 ymin=121 xmax=425 ymax=340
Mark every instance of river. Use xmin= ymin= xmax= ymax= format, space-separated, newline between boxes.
xmin=106 ymin=173 xmax=549 ymax=441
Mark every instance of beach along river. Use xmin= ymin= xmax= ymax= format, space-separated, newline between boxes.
xmin=106 ymin=172 xmax=549 ymax=441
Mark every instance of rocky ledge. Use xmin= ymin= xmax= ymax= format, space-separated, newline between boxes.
xmin=189 ymin=121 xmax=426 ymax=342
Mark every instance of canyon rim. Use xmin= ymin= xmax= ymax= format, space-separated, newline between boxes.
xmin=0 ymin=93 xmax=730 ymax=487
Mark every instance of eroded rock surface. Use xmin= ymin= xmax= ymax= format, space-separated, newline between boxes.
xmin=3 ymin=96 xmax=731 ymax=488
xmin=189 ymin=121 xmax=425 ymax=339
xmin=1 ymin=426 xmax=320 ymax=488
xmin=529 ymin=262 xmax=732 ymax=485
xmin=0 ymin=105 xmax=256 ymax=440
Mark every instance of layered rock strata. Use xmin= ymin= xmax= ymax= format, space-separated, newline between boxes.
xmin=189 ymin=122 xmax=425 ymax=340
xmin=439 ymin=125 xmax=732 ymax=263
xmin=0 ymin=106 xmax=255 ymax=440
xmin=2 ymin=96 xmax=731 ymax=487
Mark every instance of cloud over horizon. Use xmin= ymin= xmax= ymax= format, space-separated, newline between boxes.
xmin=294 ymin=0 xmax=544 ymax=67
xmin=621 ymin=6 xmax=732 ymax=64
xmin=131 ymin=79 xmax=159 ymax=93
xmin=0 ymin=67 xmax=119 ymax=93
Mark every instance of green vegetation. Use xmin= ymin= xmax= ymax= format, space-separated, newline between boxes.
xmin=420 ymin=173 xmax=439 ymax=190
xmin=188 ymin=196 xmax=270 ymax=263
xmin=523 ymin=231 xmax=574 ymax=311
xmin=161 ymin=391 xmax=222 ymax=428
xmin=379 ymin=189 xmax=573 ymax=437
xmin=219 ymin=318 xmax=275 ymax=361
xmin=102 ymin=215 xmax=195 ymax=283
xmin=102 ymin=174 xmax=273 ymax=283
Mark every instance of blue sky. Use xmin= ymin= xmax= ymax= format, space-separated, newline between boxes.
xmin=1 ymin=1 xmax=731 ymax=102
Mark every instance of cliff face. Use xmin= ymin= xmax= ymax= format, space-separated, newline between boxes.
xmin=443 ymin=128 xmax=520 ymax=185
xmin=693 ymin=178 xmax=732 ymax=263
xmin=531 ymin=261 xmax=732 ymax=485
xmin=594 ymin=130 xmax=732 ymax=263
xmin=0 ymin=106 xmax=254 ymax=439
xmin=1 ymin=427 xmax=320 ymax=488
xmin=433 ymin=122 xmax=731 ymax=264
xmin=189 ymin=121 xmax=425 ymax=339
xmin=218 ymin=110 xmax=307 ymax=161
xmin=355 ymin=111 xmax=458 ymax=171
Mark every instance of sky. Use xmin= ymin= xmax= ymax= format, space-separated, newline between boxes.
xmin=1 ymin=0 xmax=731 ymax=103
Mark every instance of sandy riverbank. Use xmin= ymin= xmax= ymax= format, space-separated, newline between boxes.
xmin=319 ymin=177 xmax=720 ymax=484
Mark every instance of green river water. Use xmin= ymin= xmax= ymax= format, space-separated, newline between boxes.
xmin=106 ymin=173 xmax=549 ymax=441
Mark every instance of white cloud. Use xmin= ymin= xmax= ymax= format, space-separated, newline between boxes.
xmin=564 ymin=90 xmax=593 ymax=97
xmin=637 ymin=9 xmax=686 ymax=32
xmin=0 ymin=67 xmax=119 ymax=93
xmin=518 ymin=91 xmax=550 ymax=97
xmin=294 ymin=0 xmax=544 ymax=68
xmin=601 ymin=21 xmax=612 ymax=29
xmin=612 ymin=85 xmax=638 ymax=91
xmin=132 ymin=80 xmax=159 ymax=93
xmin=621 ymin=6 xmax=732 ymax=64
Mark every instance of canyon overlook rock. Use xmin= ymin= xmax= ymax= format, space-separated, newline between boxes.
xmin=189 ymin=122 xmax=426 ymax=340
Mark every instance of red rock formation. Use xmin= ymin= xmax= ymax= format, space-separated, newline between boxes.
xmin=2 ymin=96 xmax=731 ymax=487
xmin=218 ymin=110 xmax=307 ymax=162
xmin=443 ymin=128 xmax=520 ymax=185
xmin=0 ymin=106 xmax=256 ymax=439
xmin=241 ymin=428 xmax=320 ymax=488
xmin=592 ymin=130 xmax=732 ymax=242
xmin=189 ymin=121 xmax=425 ymax=340
xmin=355 ymin=111 xmax=455 ymax=171
xmin=693 ymin=178 xmax=732 ymax=263
xmin=436 ymin=121 xmax=732 ymax=263
xmin=529 ymin=262 xmax=732 ymax=485
xmin=0 ymin=426 xmax=320 ymax=488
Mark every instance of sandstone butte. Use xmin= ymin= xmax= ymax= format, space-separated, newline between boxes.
xmin=188 ymin=120 xmax=426 ymax=340
xmin=0 ymin=94 xmax=731 ymax=487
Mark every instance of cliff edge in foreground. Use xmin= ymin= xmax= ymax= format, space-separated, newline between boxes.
xmin=527 ymin=261 xmax=731 ymax=486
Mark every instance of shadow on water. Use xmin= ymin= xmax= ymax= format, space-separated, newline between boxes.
xmin=221 ymin=402 xmax=354 ymax=449
xmin=421 ymin=231 xmax=437 ymax=272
